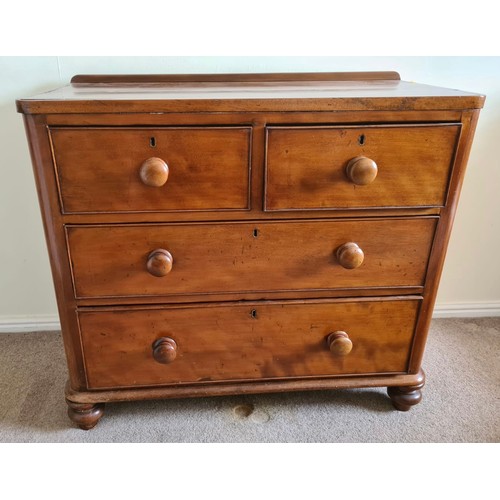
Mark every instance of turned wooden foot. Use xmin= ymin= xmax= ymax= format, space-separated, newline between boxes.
xmin=66 ymin=400 xmax=105 ymax=430
xmin=387 ymin=382 xmax=424 ymax=411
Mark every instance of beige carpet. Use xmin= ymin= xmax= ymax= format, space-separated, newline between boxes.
xmin=0 ymin=317 xmax=498 ymax=442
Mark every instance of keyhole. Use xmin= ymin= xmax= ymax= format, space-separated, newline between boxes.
xmin=253 ymin=228 xmax=259 ymax=238
xmin=250 ymin=309 xmax=257 ymax=319
xmin=358 ymin=134 xmax=366 ymax=146
xmin=150 ymin=137 xmax=156 ymax=147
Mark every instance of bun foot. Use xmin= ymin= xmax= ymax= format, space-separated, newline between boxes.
xmin=387 ymin=383 xmax=423 ymax=411
xmin=66 ymin=400 xmax=105 ymax=430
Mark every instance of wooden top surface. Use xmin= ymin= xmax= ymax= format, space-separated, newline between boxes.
xmin=16 ymin=72 xmax=485 ymax=114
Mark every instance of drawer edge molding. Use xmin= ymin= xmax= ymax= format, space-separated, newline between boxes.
xmin=78 ymin=296 xmax=422 ymax=389
xmin=264 ymin=123 xmax=461 ymax=211
xmin=48 ymin=126 xmax=253 ymax=214
xmin=77 ymin=294 xmax=424 ymax=312
xmin=65 ymin=218 xmax=437 ymax=300
xmin=66 ymin=370 xmax=425 ymax=403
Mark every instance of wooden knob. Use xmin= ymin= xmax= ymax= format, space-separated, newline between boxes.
xmin=336 ymin=242 xmax=364 ymax=269
xmin=345 ymin=156 xmax=378 ymax=185
xmin=147 ymin=249 xmax=173 ymax=277
xmin=327 ymin=331 xmax=353 ymax=356
xmin=152 ymin=337 xmax=177 ymax=364
xmin=139 ymin=157 xmax=169 ymax=187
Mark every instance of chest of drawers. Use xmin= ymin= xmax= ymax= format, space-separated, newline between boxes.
xmin=17 ymin=71 xmax=484 ymax=429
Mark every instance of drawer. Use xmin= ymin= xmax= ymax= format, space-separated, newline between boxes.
xmin=79 ymin=298 xmax=421 ymax=389
xmin=50 ymin=127 xmax=251 ymax=213
xmin=265 ymin=124 xmax=461 ymax=210
xmin=67 ymin=218 xmax=437 ymax=299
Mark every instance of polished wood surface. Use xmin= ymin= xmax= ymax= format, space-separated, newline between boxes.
xmin=387 ymin=381 xmax=424 ymax=411
xmin=139 ymin=157 xmax=169 ymax=187
xmin=146 ymin=249 xmax=173 ymax=277
xmin=70 ymin=71 xmax=402 ymax=84
xmin=66 ymin=400 xmax=105 ymax=430
xmin=22 ymin=115 xmax=87 ymax=390
xmin=76 ymin=287 xmax=426 ymax=308
xmin=78 ymin=298 xmax=420 ymax=389
xmin=336 ymin=242 xmax=365 ymax=269
xmin=265 ymin=124 xmax=460 ymax=210
xmin=18 ymin=72 xmax=484 ymax=427
xmin=327 ymin=331 xmax=353 ymax=356
xmin=67 ymin=218 xmax=437 ymax=299
xmin=408 ymin=109 xmax=482 ymax=373
xmin=152 ymin=337 xmax=178 ymax=364
xmin=50 ymin=127 xmax=251 ymax=213
xmin=60 ymin=207 xmax=441 ymax=226
xmin=345 ymin=156 xmax=378 ymax=186
xmin=65 ymin=370 xmax=426 ymax=404
xmin=45 ymin=109 xmax=465 ymax=127
xmin=17 ymin=73 xmax=484 ymax=115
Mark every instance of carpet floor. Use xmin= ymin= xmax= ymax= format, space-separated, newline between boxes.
xmin=0 ymin=317 xmax=498 ymax=442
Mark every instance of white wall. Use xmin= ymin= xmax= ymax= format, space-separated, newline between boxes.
xmin=1 ymin=56 xmax=499 ymax=330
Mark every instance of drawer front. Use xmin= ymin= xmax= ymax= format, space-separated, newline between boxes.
xmin=79 ymin=298 xmax=420 ymax=389
xmin=50 ymin=127 xmax=251 ymax=213
xmin=67 ymin=218 xmax=437 ymax=299
xmin=265 ymin=124 xmax=460 ymax=211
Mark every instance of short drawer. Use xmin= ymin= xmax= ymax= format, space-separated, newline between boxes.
xmin=79 ymin=298 xmax=420 ymax=389
xmin=50 ymin=127 xmax=251 ymax=213
xmin=265 ymin=124 xmax=460 ymax=211
xmin=67 ymin=218 xmax=437 ymax=299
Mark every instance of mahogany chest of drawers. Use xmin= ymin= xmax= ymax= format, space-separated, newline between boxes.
xmin=17 ymin=71 xmax=484 ymax=429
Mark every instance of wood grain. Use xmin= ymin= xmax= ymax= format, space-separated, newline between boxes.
xmin=66 ymin=400 xmax=105 ymax=430
xmin=152 ymin=337 xmax=178 ymax=364
xmin=21 ymin=115 xmax=88 ymax=390
xmin=74 ymin=286 xmax=426 ymax=308
xmin=336 ymin=242 xmax=365 ymax=269
xmin=78 ymin=298 xmax=421 ymax=389
xmin=327 ymin=331 xmax=353 ymax=356
xmin=66 ymin=218 xmax=437 ymax=299
xmin=408 ymin=109 xmax=482 ymax=373
xmin=44 ymin=110 xmax=465 ymax=127
xmin=265 ymin=124 xmax=461 ymax=210
xmin=65 ymin=370 xmax=426 ymax=404
xmin=387 ymin=383 xmax=424 ymax=411
xmin=345 ymin=156 xmax=378 ymax=185
xmin=59 ymin=207 xmax=441 ymax=226
xmin=70 ymin=71 xmax=402 ymax=84
xmin=16 ymin=77 xmax=484 ymax=114
xmin=17 ymin=72 xmax=484 ymax=428
xmin=139 ymin=157 xmax=169 ymax=187
xmin=50 ymin=127 xmax=251 ymax=213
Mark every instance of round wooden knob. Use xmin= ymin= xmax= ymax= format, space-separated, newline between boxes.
xmin=336 ymin=242 xmax=364 ymax=269
xmin=139 ymin=157 xmax=169 ymax=187
xmin=327 ymin=331 xmax=353 ymax=356
xmin=152 ymin=337 xmax=177 ymax=364
xmin=345 ymin=156 xmax=378 ymax=185
xmin=147 ymin=249 xmax=173 ymax=277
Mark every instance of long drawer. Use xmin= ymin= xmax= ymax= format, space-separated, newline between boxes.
xmin=67 ymin=218 xmax=437 ymax=299
xmin=50 ymin=126 xmax=251 ymax=213
xmin=79 ymin=297 xmax=421 ymax=389
xmin=265 ymin=124 xmax=460 ymax=211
